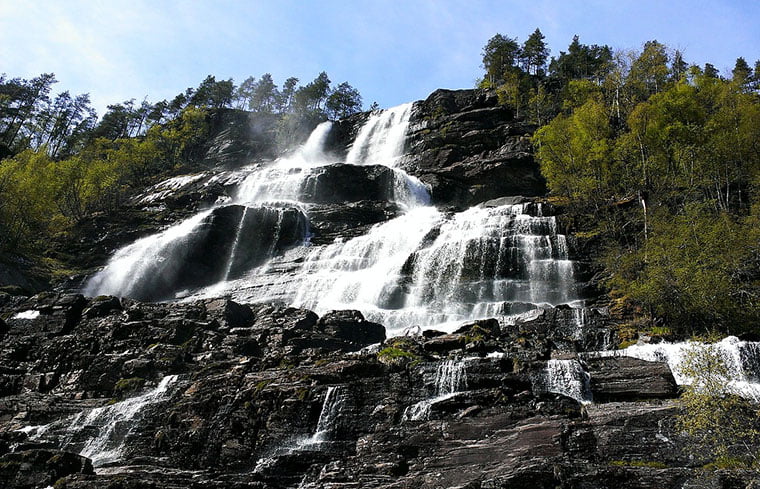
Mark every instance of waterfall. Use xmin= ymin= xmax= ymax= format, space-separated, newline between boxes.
xmin=83 ymin=210 xmax=214 ymax=299
xmin=346 ymin=103 xmax=412 ymax=167
xmin=592 ymin=336 xmax=760 ymax=400
xmin=24 ymin=375 xmax=178 ymax=467
xmin=85 ymin=99 xmax=584 ymax=337
xmin=533 ymin=359 xmax=592 ymax=404
xmin=404 ymin=359 xmax=469 ymax=421
xmin=300 ymin=386 xmax=345 ymax=447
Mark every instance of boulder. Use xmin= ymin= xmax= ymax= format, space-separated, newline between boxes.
xmin=299 ymin=164 xmax=397 ymax=204
xmin=317 ymin=310 xmax=386 ymax=346
xmin=586 ymin=356 xmax=679 ymax=401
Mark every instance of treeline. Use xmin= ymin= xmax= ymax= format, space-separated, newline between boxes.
xmin=0 ymin=71 xmax=363 ymax=254
xmin=481 ymin=30 xmax=760 ymax=336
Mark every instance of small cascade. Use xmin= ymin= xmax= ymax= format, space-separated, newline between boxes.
xmin=235 ymin=121 xmax=334 ymax=204
xmin=346 ymin=103 xmax=412 ymax=167
xmin=404 ymin=359 xmax=469 ymax=421
xmin=593 ymin=336 xmax=760 ymax=400
xmin=26 ymin=375 xmax=178 ymax=467
xmin=382 ymin=203 xmax=580 ymax=333
xmin=301 ymin=386 xmax=345 ymax=447
xmin=221 ymin=206 xmax=249 ymax=282
xmin=533 ymin=359 xmax=592 ymax=404
xmin=287 ymin=206 xmax=442 ymax=314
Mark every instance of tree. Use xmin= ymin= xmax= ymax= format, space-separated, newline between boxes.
xmin=278 ymin=77 xmax=299 ymax=113
xmin=234 ymin=76 xmax=256 ymax=109
xmin=190 ymin=75 xmax=233 ymax=108
xmin=293 ymin=72 xmax=331 ymax=113
xmin=670 ymin=49 xmax=688 ymax=81
xmin=628 ymin=40 xmax=670 ymax=98
xmin=250 ymin=73 xmax=278 ymax=112
xmin=548 ymin=36 xmax=613 ymax=84
xmin=732 ymin=57 xmax=752 ymax=84
xmin=704 ymin=63 xmax=720 ymax=79
xmin=677 ymin=343 xmax=760 ymax=466
xmin=325 ymin=82 xmax=362 ymax=119
xmin=481 ymin=34 xmax=521 ymax=86
xmin=521 ymin=28 xmax=550 ymax=75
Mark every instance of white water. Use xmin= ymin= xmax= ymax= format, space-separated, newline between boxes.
xmin=83 ymin=210 xmax=213 ymax=299
xmin=23 ymin=375 xmax=178 ymax=467
xmin=85 ymin=101 xmax=583 ymax=335
xmin=404 ymin=359 xmax=469 ymax=421
xmin=300 ymin=386 xmax=345 ymax=446
xmin=346 ymin=103 xmax=412 ymax=167
xmin=534 ymin=359 xmax=592 ymax=404
xmin=12 ymin=310 xmax=41 ymax=320
xmin=591 ymin=336 xmax=760 ymax=401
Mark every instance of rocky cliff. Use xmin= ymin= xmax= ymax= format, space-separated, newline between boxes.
xmin=1 ymin=88 xmax=760 ymax=488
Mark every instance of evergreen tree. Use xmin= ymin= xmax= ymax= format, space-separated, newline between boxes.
xmin=732 ymin=57 xmax=752 ymax=84
xmin=521 ymin=28 xmax=549 ymax=75
xmin=481 ymin=34 xmax=521 ymax=86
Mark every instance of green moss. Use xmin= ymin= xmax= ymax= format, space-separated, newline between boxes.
xmin=254 ymin=380 xmax=272 ymax=393
xmin=702 ymin=456 xmax=750 ymax=470
xmin=378 ymin=347 xmax=417 ymax=360
xmin=618 ymin=339 xmax=637 ymax=349
xmin=114 ymin=377 xmax=146 ymax=392
xmin=609 ymin=460 xmax=668 ymax=468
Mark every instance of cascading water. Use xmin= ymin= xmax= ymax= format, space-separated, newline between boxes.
xmin=85 ymin=101 xmax=583 ymax=335
xmin=590 ymin=336 xmax=760 ymax=401
xmin=404 ymin=359 xmax=469 ymax=421
xmin=301 ymin=386 xmax=346 ymax=446
xmin=23 ymin=375 xmax=178 ymax=467
xmin=533 ymin=359 xmax=592 ymax=404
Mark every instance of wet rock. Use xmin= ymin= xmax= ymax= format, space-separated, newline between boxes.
xmin=586 ymin=356 xmax=679 ymax=402
xmin=0 ymin=449 xmax=93 ymax=489
xmin=300 ymin=164 xmax=397 ymax=204
xmin=317 ymin=310 xmax=386 ymax=346
xmin=307 ymin=200 xmax=401 ymax=244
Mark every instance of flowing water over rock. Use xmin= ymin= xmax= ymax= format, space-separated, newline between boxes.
xmin=22 ymin=375 xmax=179 ymax=467
xmin=301 ymin=386 xmax=346 ymax=447
xmin=533 ymin=359 xmax=593 ymax=404
xmin=404 ymin=359 xmax=469 ymax=421
xmin=83 ymin=102 xmax=583 ymax=334
xmin=590 ymin=336 xmax=760 ymax=400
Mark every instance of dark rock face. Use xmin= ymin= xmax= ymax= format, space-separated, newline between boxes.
xmin=1 ymin=294 xmax=756 ymax=488
xmin=586 ymin=356 xmax=679 ymax=402
xmin=202 ymin=109 xmax=282 ymax=168
xmin=0 ymin=449 xmax=93 ymax=489
xmin=404 ymin=89 xmax=546 ymax=208
xmin=307 ymin=200 xmax=401 ymax=244
xmin=299 ymin=164 xmax=397 ymax=204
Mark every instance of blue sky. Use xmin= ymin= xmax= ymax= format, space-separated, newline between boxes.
xmin=1 ymin=0 xmax=758 ymax=116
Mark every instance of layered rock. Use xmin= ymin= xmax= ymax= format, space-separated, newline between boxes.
xmin=404 ymin=89 xmax=545 ymax=208
xmin=1 ymin=293 xmax=754 ymax=488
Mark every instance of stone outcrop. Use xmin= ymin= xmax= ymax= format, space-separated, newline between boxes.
xmin=404 ymin=89 xmax=545 ymax=208
xmin=0 ymin=292 xmax=756 ymax=488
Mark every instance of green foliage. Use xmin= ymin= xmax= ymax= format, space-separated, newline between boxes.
xmin=114 ymin=377 xmax=146 ymax=392
xmin=676 ymin=344 xmax=760 ymax=464
xmin=377 ymin=337 xmax=421 ymax=366
xmin=527 ymin=37 xmax=760 ymax=334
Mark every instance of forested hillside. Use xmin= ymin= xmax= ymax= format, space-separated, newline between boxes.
xmin=0 ymin=72 xmax=362 ymax=283
xmin=478 ymin=30 xmax=760 ymax=338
